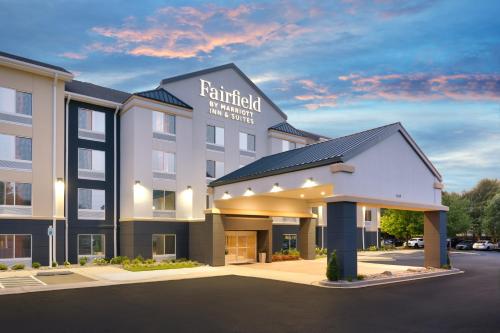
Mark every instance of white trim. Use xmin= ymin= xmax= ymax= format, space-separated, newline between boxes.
xmin=65 ymin=92 xmax=122 ymax=109
xmin=0 ymin=55 xmax=73 ymax=81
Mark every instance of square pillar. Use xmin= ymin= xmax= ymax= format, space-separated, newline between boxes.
xmin=326 ymin=202 xmax=357 ymax=280
xmin=298 ymin=218 xmax=316 ymax=260
xmin=189 ymin=213 xmax=225 ymax=266
xmin=424 ymin=210 xmax=447 ymax=268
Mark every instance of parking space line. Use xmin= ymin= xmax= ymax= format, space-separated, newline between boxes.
xmin=30 ymin=275 xmax=47 ymax=286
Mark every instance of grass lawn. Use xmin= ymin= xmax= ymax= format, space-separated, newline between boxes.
xmin=123 ymin=261 xmax=201 ymax=272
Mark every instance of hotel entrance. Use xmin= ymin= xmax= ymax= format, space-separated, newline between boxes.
xmin=225 ymin=231 xmax=257 ymax=264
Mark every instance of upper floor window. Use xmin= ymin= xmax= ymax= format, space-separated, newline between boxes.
xmin=207 ymin=125 xmax=224 ymax=146
xmin=152 ymin=151 xmax=176 ymax=174
xmin=239 ymin=132 xmax=256 ymax=152
xmin=0 ymin=134 xmax=32 ymax=162
xmin=153 ymin=190 xmax=176 ymax=211
xmin=364 ymin=209 xmax=373 ymax=222
xmin=206 ymin=160 xmax=224 ymax=179
xmin=78 ymin=188 xmax=105 ymax=211
xmin=152 ymin=111 xmax=175 ymax=135
xmin=0 ymin=181 xmax=31 ymax=206
xmin=78 ymin=148 xmax=105 ymax=180
xmin=78 ymin=108 xmax=105 ymax=134
xmin=282 ymin=140 xmax=297 ymax=152
xmin=0 ymin=87 xmax=32 ymax=116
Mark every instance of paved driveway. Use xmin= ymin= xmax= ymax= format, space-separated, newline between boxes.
xmin=0 ymin=251 xmax=499 ymax=333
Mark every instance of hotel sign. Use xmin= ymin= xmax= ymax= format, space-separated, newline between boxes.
xmin=200 ymin=79 xmax=260 ymax=125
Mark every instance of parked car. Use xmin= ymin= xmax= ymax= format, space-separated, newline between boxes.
xmin=407 ymin=238 xmax=424 ymax=248
xmin=472 ymin=240 xmax=497 ymax=251
xmin=381 ymin=238 xmax=404 ymax=247
xmin=455 ymin=240 xmax=474 ymax=250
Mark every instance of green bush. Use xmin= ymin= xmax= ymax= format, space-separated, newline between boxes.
xmin=79 ymin=257 xmax=88 ymax=266
xmin=357 ymin=274 xmax=366 ymax=281
xmin=368 ymin=245 xmax=378 ymax=251
xmin=32 ymin=262 xmax=41 ymax=269
xmin=110 ymin=256 xmax=128 ymax=265
xmin=326 ymin=251 xmax=339 ymax=281
xmin=121 ymin=258 xmax=130 ymax=266
xmin=315 ymin=247 xmax=327 ymax=256
xmin=52 ymin=261 xmax=58 ymax=268
xmin=144 ymin=258 xmax=155 ymax=265
xmin=123 ymin=260 xmax=200 ymax=272
xmin=135 ymin=255 xmax=144 ymax=263
xmin=12 ymin=264 xmax=25 ymax=270
xmin=93 ymin=258 xmax=108 ymax=266
xmin=0 ymin=263 xmax=7 ymax=271
xmin=64 ymin=261 xmax=71 ymax=267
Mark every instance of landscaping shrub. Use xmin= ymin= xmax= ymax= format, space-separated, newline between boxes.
xmin=135 ymin=255 xmax=144 ymax=263
xmin=357 ymin=274 xmax=366 ymax=281
xmin=315 ymin=247 xmax=327 ymax=257
xmin=123 ymin=260 xmax=200 ymax=272
xmin=326 ymin=250 xmax=339 ymax=281
xmin=0 ymin=263 xmax=7 ymax=271
xmin=64 ymin=261 xmax=71 ymax=267
xmin=145 ymin=259 xmax=155 ymax=265
xmin=79 ymin=257 xmax=88 ymax=266
xmin=12 ymin=264 xmax=25 ymax=270
xmin=368 ymin=245 xmax=378 ymax=251
xmin=52 ymin=261 xmax=58 ymax=268
xmin=442 ymin=251 xmax=452 ymax=269
xmin=121 ymin=258 xmax=130 ymax=266
xmin=32 ymin=262 xmax=41 ymax=269
xmin=272 ymin=250 xmax=300 ymax=262
xmin=110 ymin=256 xmax=128 ymax=265
xmin=93 ymin=258 xmax=108 ymax=266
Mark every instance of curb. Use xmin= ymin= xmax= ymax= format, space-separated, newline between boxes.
xmin=317 ymin=268 xmax=463 ymax=289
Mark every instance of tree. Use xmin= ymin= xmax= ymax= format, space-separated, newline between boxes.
xmin=484 ymin=194 xmax=500 ymax=242
xmin=380 ymin=209 xmax=424 ymax=241
xmin=464 ymin=179 xmax=500 ymax=238
xmin=442 ymin=192 xmax=472 ymax=237
xmin=326 ymin=250 xmax=339 ymax=281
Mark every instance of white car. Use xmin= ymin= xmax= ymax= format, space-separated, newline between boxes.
xmin=472 ymin=240 xmax=496 ymax=251
xmin=407 ymin=238 xmax=424 ymax=248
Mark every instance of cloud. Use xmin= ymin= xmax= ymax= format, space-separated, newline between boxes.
xmin=294 ymin=79 xmax=339 ymax=110
xmin=86 ymin=3 xmax=313 ymax=59
xmin=339 ymin=73 xmax=500 ymax=102
xmin=59 ymin=52 xmax=87 ymax=60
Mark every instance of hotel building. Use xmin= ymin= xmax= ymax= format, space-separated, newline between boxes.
xmin=0 ymin=51 xmax=447 ymax=278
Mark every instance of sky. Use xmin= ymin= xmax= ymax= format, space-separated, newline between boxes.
xmin=0 ymin=0 xmax=498 ymax=192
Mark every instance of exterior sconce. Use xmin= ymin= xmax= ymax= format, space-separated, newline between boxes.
xmin=187 ymin=185 xmax=192 ymax=190
xmin=222 ymin=191 xmax=232 ymax=200
xmin=243 ymin=187 xmax=254 ymax=196
xmin=302 ymin=177 xmax=317 ymax=188
xmin=270 ymin=183 xmax=282 ymax=193
xmin=134 ymin=180 xmax=141 ymax=186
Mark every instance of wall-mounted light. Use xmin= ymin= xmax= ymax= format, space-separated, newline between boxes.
xmin=270 ymin=183 xmax=282 ymax=193
xmin=55 ymin=177 xmax=65 ymax=190
xmin=222 ymin=191 xmax=232 ymax=200
xmin=243 ymin=187 xmax=254 ymax=196
xmin=187 ymin=185 xmax=192 ymax=190
xmin=134 ymin=180 xmax=141 ymax=186
xmin=302 ymin=177 xmax=317 ymax=188
xmin=300 ymin=193 xmax=305 ymax=198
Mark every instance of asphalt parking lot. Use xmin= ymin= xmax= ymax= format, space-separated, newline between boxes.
xmin=0 ymin=251 xmax=499 ymax=333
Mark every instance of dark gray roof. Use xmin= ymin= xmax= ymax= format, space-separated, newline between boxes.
xmin=210 ymin=122 xmax=442 ymax=186
xmin=66 ymin=80 xmax=131 ymax=104
xmin=161 ymin=63 xmax=288 ymax=120
xmin=134 ymin=88 xmax=192 ymax=109
xmin=0 ymin=50 xmax=71 ymax=74
xmin=269 ymin=122 xmax=329 ymax=141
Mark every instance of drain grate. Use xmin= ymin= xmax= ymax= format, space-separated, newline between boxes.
xmin=0 ymin=276 xmax=46 ymax=288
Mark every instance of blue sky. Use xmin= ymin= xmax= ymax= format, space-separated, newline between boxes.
xmin=1 ymin=0 xmax=498 ymax=192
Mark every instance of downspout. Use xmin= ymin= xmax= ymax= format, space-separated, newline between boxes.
xmin=52 ymin=74 xmax=58 ymax=264
xmin=113 ymin=105 xmax=119 ymax=258
xmin=64 ymin=95 xmax=71 ymax=262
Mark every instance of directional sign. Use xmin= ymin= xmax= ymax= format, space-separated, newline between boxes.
xmin=47 ymin=226 xmax=54 ymax=237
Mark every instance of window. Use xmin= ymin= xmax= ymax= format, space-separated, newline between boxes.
xmin=207 ymin=125 xmax=224 ymax=146
xmin=282 ymin=140 xmax=297 ymax=152
xmin=206 ymin=160 xmax=224 ymax=179
xmin=152 ymin=234 xmax=176 ymax=257
xmin=282 ymin=234 xmax=297 ymax=251
xmin=152 ymin=190 xmax=175 ymax=211
xmin=152 ymin=151 xmax=176 ymax=174
xmin=152 ymin=111 xmax=175 ymax=135
xmin=0 ymin=234 xmax=31 ymax=259
xmin=0 ymin=182 xmax=31 ymax=206
xmin=78 ymin=188 xmax=105 ymax=210
xmin=0 ymin=87 xmax=32 ymax=116
xmin=78 ymin=108 xmax=105 ymax=133
xmin=78 ymin=149 xmax=105 ymax=172
xmin=78 ymin=234 xmax=105 ymax=256
xmin=0 ymin=134 xmax=32 ymax=161
xmin=364 ymin=209 xmax=373 ymax=222
xmin=239 ymin=132 xmax=256 ymax=152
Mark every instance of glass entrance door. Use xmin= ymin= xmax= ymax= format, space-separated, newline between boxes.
xmin=225 ymin=231 xmax=257 ymax=264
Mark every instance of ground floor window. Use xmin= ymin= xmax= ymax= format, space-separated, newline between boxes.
xmin=0 ymin=234 xmax=31 ymax=259
xmin=152 ymin=234 xmax=176 ymax=258
xmin=78 ymin=234 xmax=105 ymax=257
xmin=282 ymin=234 xmax=297 ymax=251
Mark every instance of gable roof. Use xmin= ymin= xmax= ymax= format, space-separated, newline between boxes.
xmin=133 ymin=88 xmax=193 ymax=109
xmin=160 ymin=63 xmax=288 ymax=120
xmin=269 ymin=122 xmax=330 ymax=141
xmin=0 ymin=50 xmax=72 ymax=74
xmin=65 ymin=80 xmax=131 ymax=104
xmin=210 ymin=122 xmax=442 ymax=187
